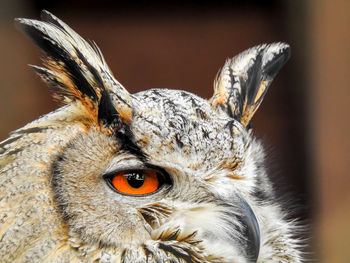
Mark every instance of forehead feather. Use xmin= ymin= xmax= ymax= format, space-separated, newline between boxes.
xmin=132 ymin=89 xmax=228 ymax=124
xmin=128 ymin=89 xmax=246 ymax=168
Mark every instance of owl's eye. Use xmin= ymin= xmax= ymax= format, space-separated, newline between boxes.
xmin=106 ymin=169 xmax=169 ymax=196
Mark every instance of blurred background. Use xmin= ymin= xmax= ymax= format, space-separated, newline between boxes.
xmin=0 ymin=0 xmax=349 ymax=261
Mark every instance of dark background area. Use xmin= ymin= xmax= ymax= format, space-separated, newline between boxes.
xmin=0 ymin=0 xmax=349 ymax=262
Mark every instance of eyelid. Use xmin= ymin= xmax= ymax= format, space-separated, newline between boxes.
xmin=103 ymin=156 xmax=145 ymax=175
xmin=103 ymin=167 xmax=159 ymax=180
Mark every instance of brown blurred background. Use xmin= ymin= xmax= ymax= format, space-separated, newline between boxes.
xmin=0 ymin=0 xmax=349 ymax=262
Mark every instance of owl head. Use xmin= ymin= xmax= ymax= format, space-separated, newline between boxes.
xmin=0 ymin=10 xmax=303 ymax=262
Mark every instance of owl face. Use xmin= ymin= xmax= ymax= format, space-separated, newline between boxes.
xmin=1 ymin=10 xmax=303 ymax=263
xmin=53 ymin=88 xmax=260 ymax=262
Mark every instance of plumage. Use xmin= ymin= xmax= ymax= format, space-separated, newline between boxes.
xmin=0 ymin=10 xmax=304 ymax=263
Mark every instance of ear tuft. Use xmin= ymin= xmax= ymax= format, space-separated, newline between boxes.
xmin=15 ymin=10 xmax=132 ymax=127
xmin=210 ymin=43 xmax=290 ymax=127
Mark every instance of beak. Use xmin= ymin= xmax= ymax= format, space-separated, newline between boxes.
xmin=236 ymin=194 xmax=260 ymax=262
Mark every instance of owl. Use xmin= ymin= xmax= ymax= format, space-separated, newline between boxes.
xmin=0 ymin=10 xmax=303 ymax=263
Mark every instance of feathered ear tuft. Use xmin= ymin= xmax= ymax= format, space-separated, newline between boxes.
xmin=210 ymin=43 xmax=290 ymax=127
xmin=15 ymin=10 xmax=133 ymax=127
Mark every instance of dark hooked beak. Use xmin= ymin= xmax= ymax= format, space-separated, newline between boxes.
xmin=236 ymin=194 xmax=260 ymax=262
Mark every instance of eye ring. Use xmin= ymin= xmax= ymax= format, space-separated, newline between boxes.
xmin=104 ymin=167 xmax=171 ymax=197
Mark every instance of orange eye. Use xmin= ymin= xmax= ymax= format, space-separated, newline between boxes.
xmin=110 ymin=170 xmax=160 ymax=195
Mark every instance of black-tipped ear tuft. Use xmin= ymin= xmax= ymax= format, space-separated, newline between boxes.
xmin=210 ymin=43 xmax=290 ymax=127
xmin=15 ymin=11 xmax=133 ymax=128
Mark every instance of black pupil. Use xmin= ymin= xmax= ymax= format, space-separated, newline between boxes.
xmin=126 ymin=172 xmax=145 ymax=188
